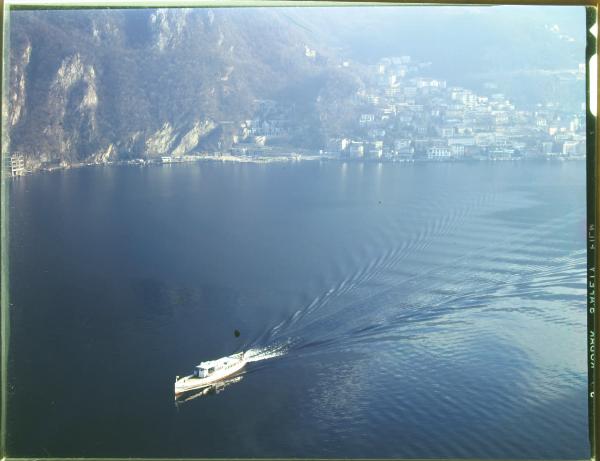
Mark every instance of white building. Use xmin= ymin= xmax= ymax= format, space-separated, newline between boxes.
xmin=450 ymin=144 xmax=465 ymax=157
xmin=562 ymin=140 xmax=584 ymax=156
xmin=394 ymin=139 xmax=411 ymax=150
xmin=349 ymin=142 xmax=365 ymax=158
xmin=427 ymin=146 xmax=452 ymax=160
xmin=359 ymin=114 xmax=375 ymax=126
xmin=304 ymin=46 xmax=316 ymax=58
xmin=10 ymin=154 xmax=25 ymax=176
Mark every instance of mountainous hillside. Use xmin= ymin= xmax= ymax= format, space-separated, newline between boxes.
xmin=282 ymin=6 xmax=586 ymax=107
xmin=8 ymin=8 xmax=364 ymax=168
xmin=7 ymin=6 xmax=585 ymax=170
xmin=284 ymin=6 xmax=585 ymax=73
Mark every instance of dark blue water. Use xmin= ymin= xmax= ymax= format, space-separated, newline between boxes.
xmin=7 ymin=160 xmax=588 ymax=458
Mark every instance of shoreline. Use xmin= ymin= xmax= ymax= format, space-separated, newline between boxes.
xmin=7 ymin=152 xmax=586 ymax=178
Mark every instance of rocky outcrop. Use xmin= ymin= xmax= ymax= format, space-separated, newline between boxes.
xmin=45 ymin=53 xmax=99 ymax=160
xmin=171 ymin=120 xmax=217 ymax=157
xmin=150 ymin=8 xmax=191 ymax=51
xmin=8 ymin=39 xmax=31 ymax=127
xmin=92 ymin=143 xmax=116 ymax=164
xmin=145 ymin=122 xmax=177 ymax=157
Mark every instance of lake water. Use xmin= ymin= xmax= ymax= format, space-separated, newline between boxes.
xmin=7 ymin=160 xmax=589 ymax=458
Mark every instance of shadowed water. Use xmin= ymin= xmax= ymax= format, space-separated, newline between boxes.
xmin=8 ymin=160 xmax=588 ymax=458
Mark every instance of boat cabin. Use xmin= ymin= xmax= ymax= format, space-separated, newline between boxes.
xmin=193 ymin=356 xmax=237 ymax=378
xmin=194 ymin=365 xmax=215 ymax=378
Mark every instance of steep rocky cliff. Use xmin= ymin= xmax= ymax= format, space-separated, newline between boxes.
xmin=7 ymin=8 xmax=360 ymax=169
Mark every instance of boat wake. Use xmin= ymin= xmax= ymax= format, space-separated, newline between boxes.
xmin=243 ymin=203 xmax=586 ymax=365
xmin=244 ymin=344 xmax=289 ymax=363
xmin=183 ymin=197 xmax=585 ymax=402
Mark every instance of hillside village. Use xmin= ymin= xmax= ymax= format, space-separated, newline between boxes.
xmin=230 ymin=55 xmax=586 ymax=163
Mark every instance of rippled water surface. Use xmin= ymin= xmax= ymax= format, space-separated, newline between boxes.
xmin=8 ymin=160 xmax=588 ymax=458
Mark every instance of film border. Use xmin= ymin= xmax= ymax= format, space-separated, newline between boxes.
xmin=0 ymin=1 xmax=597 ymax=461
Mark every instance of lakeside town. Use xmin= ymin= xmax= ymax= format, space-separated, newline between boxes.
xmin=320 ymin=55 xmax=586 ymax=162
xmin=6 ymin=54 xmax=586 ymax=178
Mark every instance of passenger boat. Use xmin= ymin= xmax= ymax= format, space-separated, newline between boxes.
xmin=174 ymin=352 xmax=247 ymax=397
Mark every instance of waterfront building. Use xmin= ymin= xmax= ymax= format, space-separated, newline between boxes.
xmin=450 ymin=144 xmax=465 ymax=157
xmin=10 ymin=154 xmax=26 ymax=176
xmin=562 ymin=140 xmax=584 ymax=156
xmin=349 ymin=142 xmax=365 ymax=158
xmin=427 ymin=146 xmax=452 ymax=160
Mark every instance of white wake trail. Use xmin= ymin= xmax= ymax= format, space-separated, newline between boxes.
xmin=244 ymin=343 xmax=289 ymax=363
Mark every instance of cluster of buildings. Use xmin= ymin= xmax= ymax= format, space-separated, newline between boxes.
xmin=325 ymin=56 xmax=586 ymax=161
xmin=227 ymin=99 xmax=296 ymax=157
